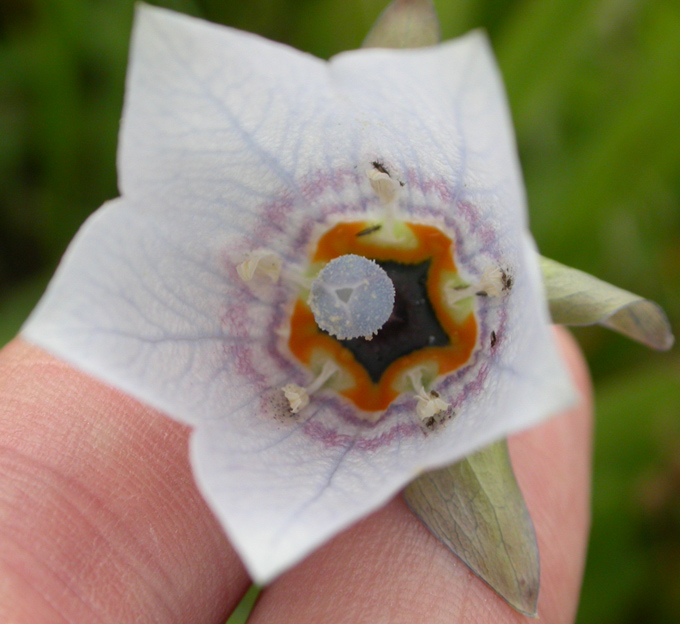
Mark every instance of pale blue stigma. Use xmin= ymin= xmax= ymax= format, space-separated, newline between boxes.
xmin=308 ymin=254 xmax=395 ymax=340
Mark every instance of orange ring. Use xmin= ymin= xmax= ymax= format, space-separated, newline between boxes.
xmin=288 ymin=221 xmax=477 ymax=412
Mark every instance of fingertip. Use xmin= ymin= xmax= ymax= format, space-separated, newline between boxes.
xmin=509 ymin=327 xmax=593 ymax=623
xmin=0 ymin=339 xmax=248 ymax=624
xmin=555 ymin=326 xmax=593 ymax=408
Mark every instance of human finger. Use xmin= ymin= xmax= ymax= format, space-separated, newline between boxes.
xmin=0 ymin=339 xmax=249 ymax=624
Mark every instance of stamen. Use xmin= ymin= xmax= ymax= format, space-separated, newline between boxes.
xmin=477 ymin=265 xmax=505 ymax=298
xmin=367 ymin=168 xmax=400 ymax=206
xmin=280 ymin=267 xmax=314 ymax=290
xmin=281 ymin=384 xmax=309 ymax=413
xmin=238 ymin=250 xmax=312 ymax=289
xmin=406 ymin=368 xmax=450 ymax=423
xmin=367 ymin=168 xmax=402 ymax=240
xmin=447 ymin=265 xmax=506 ymax=306
xmin=282 ymin=360 xmax=339 ymax=414
xmin=237 ymin=250 xmax=282 ymax=283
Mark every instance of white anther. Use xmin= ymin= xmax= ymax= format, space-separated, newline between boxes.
xmin=237 ymin=250 xmax=282 ymax=283
xmin=447 ymin=265 xmax=506 ymax=306
xmin=477 ymin=265 xmax=504 ymax=298
xmin=407 ymin=369 xmax=450 ymax=423
xmin=367 ymin=168 xmax=400 ymax=206
xmin=282 ymin=360 xmax=339 ymax=414
xmin=281 ymin=384 xmax=309 ymax=414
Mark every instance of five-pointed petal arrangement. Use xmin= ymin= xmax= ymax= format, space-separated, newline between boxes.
xmin=21 ymin=5 xmax=576 ymax=582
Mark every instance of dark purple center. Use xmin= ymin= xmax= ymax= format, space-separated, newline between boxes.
xmin=336 ymin=260 xmax=449 ymax=383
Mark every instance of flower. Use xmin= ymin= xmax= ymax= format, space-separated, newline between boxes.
xmin=22 ymin=5 xmax=576 ymax=582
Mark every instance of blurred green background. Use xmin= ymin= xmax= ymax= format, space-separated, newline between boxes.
xmin=0 ymin=0 xmax=678 ymax=622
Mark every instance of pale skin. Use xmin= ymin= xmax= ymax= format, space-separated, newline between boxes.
xmin=0 ymin=328 xmax=592 ymax=624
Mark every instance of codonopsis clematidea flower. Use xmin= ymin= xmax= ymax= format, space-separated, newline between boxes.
xmin=22 ymin=5 xmax=577 ymax=583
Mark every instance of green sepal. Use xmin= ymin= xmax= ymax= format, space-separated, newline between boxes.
xmin=540 ymin=256 xmax=674 ymax=351
xmin=404 ymin=439 xmax=540 ymax=617
xmin=363 ymin=0 xmax=440 ymax=49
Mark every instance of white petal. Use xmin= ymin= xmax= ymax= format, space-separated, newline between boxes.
xmin=119 ymin=5 xmax=331 ymax=225
xmin=22 ymin=7 xmax=576 ymax=583
xmin=327 ymin=31 xmax=527 ymax=228
xmin=22 ymin=197 xmax=285 ymax=427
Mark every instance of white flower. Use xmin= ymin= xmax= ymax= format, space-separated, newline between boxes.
xmin=21 ymin=5 xmax=576 ymax=583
